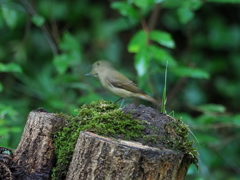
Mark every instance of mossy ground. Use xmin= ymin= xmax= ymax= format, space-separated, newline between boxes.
xmin=52 ymin=100 xmax=198 ymax=179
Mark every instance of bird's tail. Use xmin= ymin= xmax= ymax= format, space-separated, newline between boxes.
xmin=137 ymin=93 xmax=161 ymax=107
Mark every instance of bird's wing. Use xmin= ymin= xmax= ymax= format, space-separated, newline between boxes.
xmin=105 ymin=70 xmax=146 ymax=94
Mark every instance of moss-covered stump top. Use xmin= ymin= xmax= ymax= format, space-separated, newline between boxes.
xmin=122 ymin=104 xmax=198 ymax=164
xmin=52 ymin=100 xmax=198 ymax=179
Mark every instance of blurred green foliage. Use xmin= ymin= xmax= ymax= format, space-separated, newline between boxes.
xmin=0 ymin=0 xmax=240 ymax=179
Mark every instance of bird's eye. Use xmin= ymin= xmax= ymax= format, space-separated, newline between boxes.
xmin=97 ymin=62 xmax=100 ymax=66
xmin=94 ymin=73 xmax=98 ymax=76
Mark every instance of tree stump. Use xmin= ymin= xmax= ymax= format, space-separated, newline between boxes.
xmin=12 ymin=108 xmax=64 ymax=180
xmin=66 ymin=131 xmax=189 ymax=180
xmin=3 ymin=103 xmax=196 ymax=180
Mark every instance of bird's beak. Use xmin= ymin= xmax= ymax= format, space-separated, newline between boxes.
xmin=85 ymin=64 xmax=92 ymax=76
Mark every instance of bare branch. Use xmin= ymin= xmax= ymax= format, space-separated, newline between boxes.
xmin=19 ymin=0 xmax=59 ymax=56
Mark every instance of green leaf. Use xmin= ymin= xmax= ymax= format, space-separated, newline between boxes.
xmin=177 ymin=7 xmax=194 ymax=24
xmin=232 ymin=114 xmax=240 ymax=126
xmin=54 ymin=32 xmax=81 ymax=74
xmin=134 ymin=46 xmax=150 ymax=77
xmin=0 ymin=63 xmax=22 ymax=73
xmin=0 ymin=104 xmax=17 ymax=117
xmin=31 ymin=15 xmax=45 ymax=27
xmin=170 ymin=66 xmax=210 ymax=79
xmin=128 ymin=30 xmax=147 ymax=53
xmin=111 ymin=1 xmax=139 ymax=19
xmin=150 ymin=31 xmax=175 ymax=48
xmin=197 ymin=134 xmax=219 ymax=143
xmin=53 ymin=52 xmax=81 ymax=74
xmin=0 ymin=128 xmax=9 ymax=135
xmin=1 ymin=6 xmax=18 ymax=29
xmin=149 ymin=45 xmax=176 ymax=66
xmin=10 ymin=126 xmax=22 ymax=133
xmin=53 ymin=54 xmax=70 ymax=74
xmin=198 ymin=104 xmax=226 ymax=113
xmin=60 ymin=33 xmax=81 ymax=52
xmin=196 ymin=114 xmax=216 ymax=124
xmin=161 ymin=61 xmax=168 ymax=113
xmin=133 ymin=0 xmax=158 ymax=9
xmin=162 ymin=0 xmax=184 ymax=8
xmin=163 ymin=0 xmax=202 ymax=10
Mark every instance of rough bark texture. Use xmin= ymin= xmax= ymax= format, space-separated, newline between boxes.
xmin=66 ymin=131 xmax=189 ymax=180
xmin=1 ymin=104 xmax=193 ymax=180
xmin=12 ymin=108 xmax=63 ymax=180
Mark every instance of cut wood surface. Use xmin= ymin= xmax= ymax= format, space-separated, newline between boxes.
xmin=66 ymin=131 xmax=190 ymax=180
xmin=6 ymin=104 xmax=195 ymax=180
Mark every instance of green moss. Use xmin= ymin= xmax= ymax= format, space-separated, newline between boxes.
xmin=52 ymin=100 xmax=145 ymax=180
xmin=52 ymin=100 xmax=198 ymax=179
xmin=162 ymin=116 xmax=199 ymax=168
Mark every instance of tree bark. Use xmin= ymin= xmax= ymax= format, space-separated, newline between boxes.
xmin=4 ymin=105 xmax=194 ymax=180
xmin=12 ymin=108 xmax=63 ymax=180
xmin=66 ymin=131 xmax=190 ymax=180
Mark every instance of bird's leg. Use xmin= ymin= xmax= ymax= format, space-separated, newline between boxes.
xmin=114 ymin=98 xmax=122 ymax=104
xmin=119 ymin=99 xmax=125 ymax=108
xmin=114 ymin=98 xmax=125 ymax=108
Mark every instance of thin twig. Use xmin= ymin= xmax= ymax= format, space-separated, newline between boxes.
xmin=16 ymin=12 xmax=32 ymax=53
xmin=191 ymin=123 xmax=240 ymax=130
xmin=50 ymin=19 xmax=60 ymax=44
xmin=140 ymin=19 xmax=150 ymax=45
xmin=19 ymin=0 xmax=58 ymax=56
xmin=140 ymin=4 xmax=162 ymax=100
xmin=148 ymin=3 xmax=161 ymax=31
xmin=212 ymin=132 xmax=240 ymax=150
xmin=167 ymin=77 xmax=188 ymax=104
xmin=208 ymin=133 xmax=240 ymax=175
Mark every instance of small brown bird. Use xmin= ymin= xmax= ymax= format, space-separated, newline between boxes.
xmin=86 ymin=60 xmax=160 ymax=107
